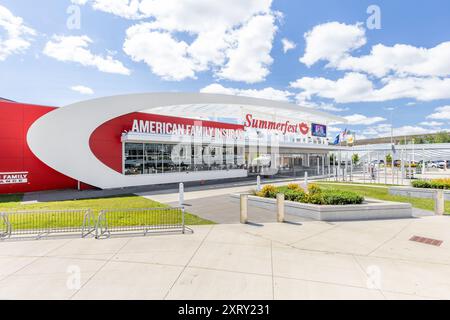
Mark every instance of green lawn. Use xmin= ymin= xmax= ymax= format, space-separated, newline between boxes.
xmin=316 ymin=180 xmax=399 ymax=187
xmin=0 ymin=194 xmax=213 ymax=230
xmin=316 ymin=182 xmax=450 ymax=214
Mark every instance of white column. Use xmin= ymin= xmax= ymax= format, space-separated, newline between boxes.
xmin=435 ymin=190 xmax=444 ymax=215
xmin=377 ymin=152 xmax=380 ymax=184
xmin=277 ymin=193 xmax=285 ymax=223
xmin=240 ymin=194 xmax=248 ymax=223
xmin=363 ymin=155 xmax=366 ymax=183
xmin=317 ymin=156 xmax=320 ymax=176
xmin=350 ymin=153 xmax=353 ymax=181
xmin=322 ymin=154 xmax=325 ymax=176
xmin=179 ymin=183 xmax=184 ymax=206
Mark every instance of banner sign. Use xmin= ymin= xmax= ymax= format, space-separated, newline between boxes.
xmin=130 ymin=114 xmax=244 ymax=139
xmin=0 ymin=172 xmax=28 ymax=185
xmin=311 ymin=123 xmax=327 ymax=137
xmin=244 ymin=114 xmax=310 ymax=135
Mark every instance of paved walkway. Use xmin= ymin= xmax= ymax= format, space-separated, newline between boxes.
xmin=21 ymin=176 xmax=321 ymax=203
xmin=137 ymin=181 xmax=434 ymax=223
xmin=169 ymin=195 xmax=313 ymax=224
xmin=0 ymin=216 xmax=449 ymax=299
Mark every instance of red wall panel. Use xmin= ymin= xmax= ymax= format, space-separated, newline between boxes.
xmin=0 ymin=101 xmax=91 ymax=194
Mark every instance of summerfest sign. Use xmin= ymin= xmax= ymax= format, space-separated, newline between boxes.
xmin=244 ymin=114 xmax=310 ymax=135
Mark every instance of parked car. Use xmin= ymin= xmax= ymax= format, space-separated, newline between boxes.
xmin=427 ymin=160 xmax=446 ymax=168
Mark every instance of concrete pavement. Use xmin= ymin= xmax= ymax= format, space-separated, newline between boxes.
xmin=0 ymin=216 xmax=449 ymax=300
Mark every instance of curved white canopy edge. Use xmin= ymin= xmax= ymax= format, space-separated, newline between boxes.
xmin=27 ymin=93 xmax=345 ymax=189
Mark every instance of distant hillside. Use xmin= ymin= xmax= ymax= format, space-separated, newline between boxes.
xmin=354 ymin=131 xmax=450 ymax=146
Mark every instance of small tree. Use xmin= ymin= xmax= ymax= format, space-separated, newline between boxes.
xmin=386 ymin=153 xmax=392 ymax=165
xmin=352 ymin=153 xmax=360 ymax=165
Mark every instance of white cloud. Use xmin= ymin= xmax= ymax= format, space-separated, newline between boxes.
xmin=43 ymin=35 xmax=130 ymax=75
xmin=327 ymin=126 xmax=343 ymax=134
xmin=100 ymin=0 xmax=279 ymax=82
xmin=295 ymin=21 xmax=450 ymax=105
xmin=337 ymin=42 xmax=450 ymax=78
xmin=291 ymin=72 xmax=374 ymax=103
xmin=281 ymin=38 xmax=295 ymax=53
xmin=0 ymin=5 xmax=36 ymax=61
xmin=363 ymin=123 xmax=440 ymax=138
xmin=312 ymin=104 xmax=348 ymax=112
xmin=393 ymin=126 xmax=434 ymax=136
xmin=300 ymin=22 xmax=366 ymax=67
xmin=299 ymin=21 xmax=450 ymax=79
xmin=71 ymin=0 xmax=89 ymax=5
xmin=344 ymin=114 xmax=386 ymax=125
xmin=420 ymin=121 xmax=444 ymax=127
xmin=295 ymin=94 xmax=348 ymax=112
xmin=123 ymin=26 xmax=196 ymax=80
xmin=217 ymin=14 xmax=277 ymax=83
xmin=291 ymin=72 xmax=450 ymax=103
xmin=200 ymin=83 xmax=293 ymax=101
xmin=71 ymin=85 xmax=94 ymax=95
xmin=75 ymin=0 xmax=144 ymax=19
xmin=426 ymin=105 xmax=450 ymax=120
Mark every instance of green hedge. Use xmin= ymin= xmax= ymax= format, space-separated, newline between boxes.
xmin=412 ymin=179 xmax=450 ymax=189
xmin=256 ymin=184 xmax=364 ymax=205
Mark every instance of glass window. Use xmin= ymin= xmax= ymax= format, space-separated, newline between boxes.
xmin=124 ymin=141 xmax=247 ymax=175
xmin=161 ymin=144 xmax=176 ymax=173
xmin=124 ymin=143 xmax=143 ymax=175
xmin=144 ymin=144 xmax=159 ymax=174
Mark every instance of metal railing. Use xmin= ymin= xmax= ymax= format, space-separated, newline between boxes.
xmin=95 ymin=207 xmax=186 ymax=238
xmin=0 ymin=209 xmax=95 ymax=239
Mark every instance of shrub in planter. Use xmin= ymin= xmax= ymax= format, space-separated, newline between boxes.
xmin=431 ymin=178 xmax=450 ymax=189
xmin=284 ymin=189 xmax=306 ymax=202
xmin=322 ymin=190 xmax=364 ymax=205
xmin=287 ymin=183 xmax=301 ymax=191
xmin=412 ymin=180 xmax=431 ymax=188
xmin=257 ymin=185 xmax=278 ymax=198
xmin=305 ymin=192 xmax=324 ymax=205
xmin=307 ymin=183 xmax=322 ymax=195
xmin=412 ymin=179 xmax=450 ymax=189
xmin=257 ymin=184 xmax=364 ymax=205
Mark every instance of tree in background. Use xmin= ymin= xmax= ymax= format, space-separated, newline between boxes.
xmin=352 ymin=153 xmax=360 ymax=165
xmin=434 ymin=131 xmax=450 ymax=143
xmin=386 ymin=153 xmax=392 ymax=165
xmin=400 ymin=131 xmax=450 ymax=144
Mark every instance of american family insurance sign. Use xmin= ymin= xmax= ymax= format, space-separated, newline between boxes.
xmin=0 ymin=172 xmax=29 ymax=185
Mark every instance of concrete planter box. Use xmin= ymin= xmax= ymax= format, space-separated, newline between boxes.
xmin=231 ymin=194 xmax=412 ymax=221
xmin=389 ymin=186 xmax=450 ymax=200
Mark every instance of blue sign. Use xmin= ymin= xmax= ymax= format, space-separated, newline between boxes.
xmin=311 ymin=123 xmax=327 ymax=137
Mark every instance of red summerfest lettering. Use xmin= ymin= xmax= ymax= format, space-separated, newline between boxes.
xmin=244 ymin=114 xmax=309 ymax=135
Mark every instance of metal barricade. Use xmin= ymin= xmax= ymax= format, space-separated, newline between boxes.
xmin=95 ymin=207 xmax=186 ymax=238
xmin=0 ymin=209 xmax=95 ymax=239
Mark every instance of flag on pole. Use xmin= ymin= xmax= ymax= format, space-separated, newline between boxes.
xmin=347 ymin=133 xmax=355 ymax=144
xmin=333 ymin=133 xmax=340 ymax=145
xmin=333 ymin=128 xmax=350 ymax=145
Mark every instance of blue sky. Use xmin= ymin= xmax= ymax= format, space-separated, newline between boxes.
xmin=1 ymin=0 xmax=450 ymax=139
